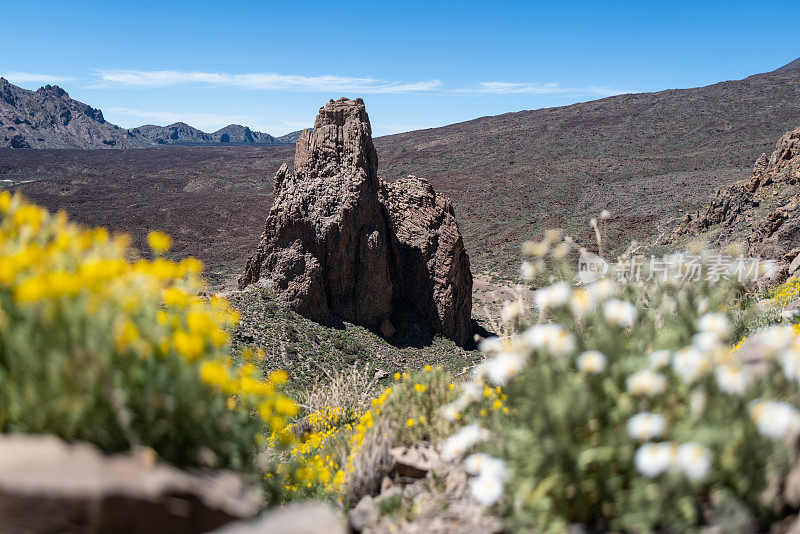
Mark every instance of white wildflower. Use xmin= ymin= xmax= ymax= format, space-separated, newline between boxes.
xmin=469 ymin=474 xmax=505 ymax=506
xmin=749 ymin=400 xmax=800 ymax=440
xmin=534 ymin=281 xmax=571 ymax=311
xmin=691 ymin=331 xmax=721 ymax=352
xmin=552 ymin=241 xmax=570 ymax=260
xmin=781 ymin=348 xmax=800 ymax=382
xmin=672 ymin=346 xmax=712 ymax=384
xmin=603 ymin=299 xmax=638 ymax=328
xmin=714 ymin=363 xmax=750 ymax=395
xmin=569 ymin=288 xmax=595 ymax=318
xmin=485 ymin=351 xmax=526 ymax=385
xmin=677 ymin=442 xmax=712 ymax=482
xmin=442 ymin=425 xmax=490 ymax=459
xmin=626 ymin=370 xmax=668 ymax=396
xmin=648 ymin=349 xmax=671 ymax=369
xmin=462 ymin=381 xmax=485 ymax=402
xmin=634 ymin=442 xmax=675 ymax=478
xmin=586 ymin=278 xmax=617 ymax=301
xmin=521 ymin=324 xmax=576 ymax=357
xmin=501 ymin=300 xmax=526 ymax=324
xmin=698 ymin=312 xmax=730 ymax=341
xmin=545 ymin=229 xmax=563 ymax=244
xmin=660 ymin=296 xmax=677 ymax=314
xmin=627 ymin=412 xmax=667 ymax=441
xmin=440 ymin=403 xmax=461 ymax=421
xmin=522 ymin=240 xmax=549 ymax=258
xmin=520 ymin=261 xmax=537 ymax=281
xmin=478 ymin=336 xmax=503 ymax=354
xmin=465 ymin=454 xmax=509 ymax=480
xmin=577 ymin=350 xmax=607 ymax=374
xmin=756 ymin=325 xmax=797 ymax=357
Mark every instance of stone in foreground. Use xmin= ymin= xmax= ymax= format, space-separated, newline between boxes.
xmin=0 ymin=434 xmax=259 ymax=534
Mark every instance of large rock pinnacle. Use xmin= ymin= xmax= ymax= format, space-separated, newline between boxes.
xmin=240 ymin=98 xmax=473 ymax=346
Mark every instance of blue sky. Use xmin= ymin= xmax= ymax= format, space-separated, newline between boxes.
xmin=2 ymin=0 xmax=799 ymax=137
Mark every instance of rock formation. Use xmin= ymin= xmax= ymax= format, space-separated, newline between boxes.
xmin=670 ymin=125 xmax=800 ymax=279
xmin=240 ymin=98 xmax=472 ymax=346
xmin=379 ymin=175 xmax=473 ymax=346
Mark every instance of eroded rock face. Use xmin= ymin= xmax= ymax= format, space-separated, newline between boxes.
xmin=379 ymin=176 xmax=473 ymax=346
xmin=669 ymin=126 xmax=800 ymax=280
xmin=240 ymin=98 xmax=394 ymax=327
xmin=240 ymin=98 xmax=472 ymax=346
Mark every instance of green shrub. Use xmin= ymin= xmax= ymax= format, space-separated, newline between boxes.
xmin=443 ymin=232 xmax=800 ymax=533
xmin=0 ymin=192 xmax=297 ymax=471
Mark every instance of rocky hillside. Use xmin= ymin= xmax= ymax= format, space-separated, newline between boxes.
xmin=0 ymin=78 xmax=151 ymax=149
xmin=131 ymin=123 xmax=280 ymax=145
xmin=275 ymin=130 xmax=304 ymax=144
xmin=670 ymin=125 xmax=800 ymax=279
xmin=132 ymin=122 xmax=212 ymax=144
xmin=374 ymin=57 xmax=800 ymax=268
xmin=0 ymin=78 xmax=295 ymax=149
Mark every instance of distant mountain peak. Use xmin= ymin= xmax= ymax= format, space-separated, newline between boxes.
xmin=35 ymin=84 xmax=68 ymax=98
xmin=774 ymin=57 xmax=800 ymax=73
xmin=0 ymin=78 xmax=150 ymax=148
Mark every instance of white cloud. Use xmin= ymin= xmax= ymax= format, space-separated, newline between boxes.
xmin=0 ymin=71 xmax=77 ymax=85
xmin=104 ymin=106 xmax=308 ymax=135
xmin=90 ymin=70 xmax=443 ymax=94
xmin=456 ymin=81 xmax=631 ymax=97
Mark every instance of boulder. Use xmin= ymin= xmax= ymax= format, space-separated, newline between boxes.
xmin=240 ymin=98 xmax=472 ymax=346
xmin=0 ymin=434 xmax=259 ymax=534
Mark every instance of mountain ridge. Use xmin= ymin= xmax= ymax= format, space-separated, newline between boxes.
xmin=0 ymin=78 xmax=152 ymax=149
xmin=0 ymin=78 xmax=299 ymax=148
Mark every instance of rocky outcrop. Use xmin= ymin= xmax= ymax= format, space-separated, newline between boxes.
xmin=240 ymin=98 xmax=472 ymax=346
xmin=379 ymin=176 xmax=473 ymax=346
xmin=670 ymin=126 xmax=800 ymax=279
xmin=0 ymin=78 xmax=153 ymax=149
xmin=0 ymin=434 xmax=259 ymax=533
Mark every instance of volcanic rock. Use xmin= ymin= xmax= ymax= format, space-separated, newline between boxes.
xmin=240 ymin=98 xmax=472 ymax=346
xmin=379 ymin=175 xmax=473 ymax=346
xmin=670 ymin=125 xmax=800 ymax=280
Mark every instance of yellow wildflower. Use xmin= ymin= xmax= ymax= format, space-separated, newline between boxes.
xmin=147 ymin=231 xmax=172 ymax=254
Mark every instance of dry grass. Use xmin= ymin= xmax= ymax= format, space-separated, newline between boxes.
xmin=300 ymin=364 xmax=381 ymax=416
xmin=345 ymin=418 xmax=393 ymax=505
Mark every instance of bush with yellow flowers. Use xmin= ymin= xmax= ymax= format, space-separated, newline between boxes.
xmin=279 ymin=366 xmax=459 ymax=505
xmin=441 ymin=231 xmax=800 ymax=533
xmin=0 ymin=192 xmax=297 ymax=471
xmin=772 ymin=276 xmax=800 ymax=309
